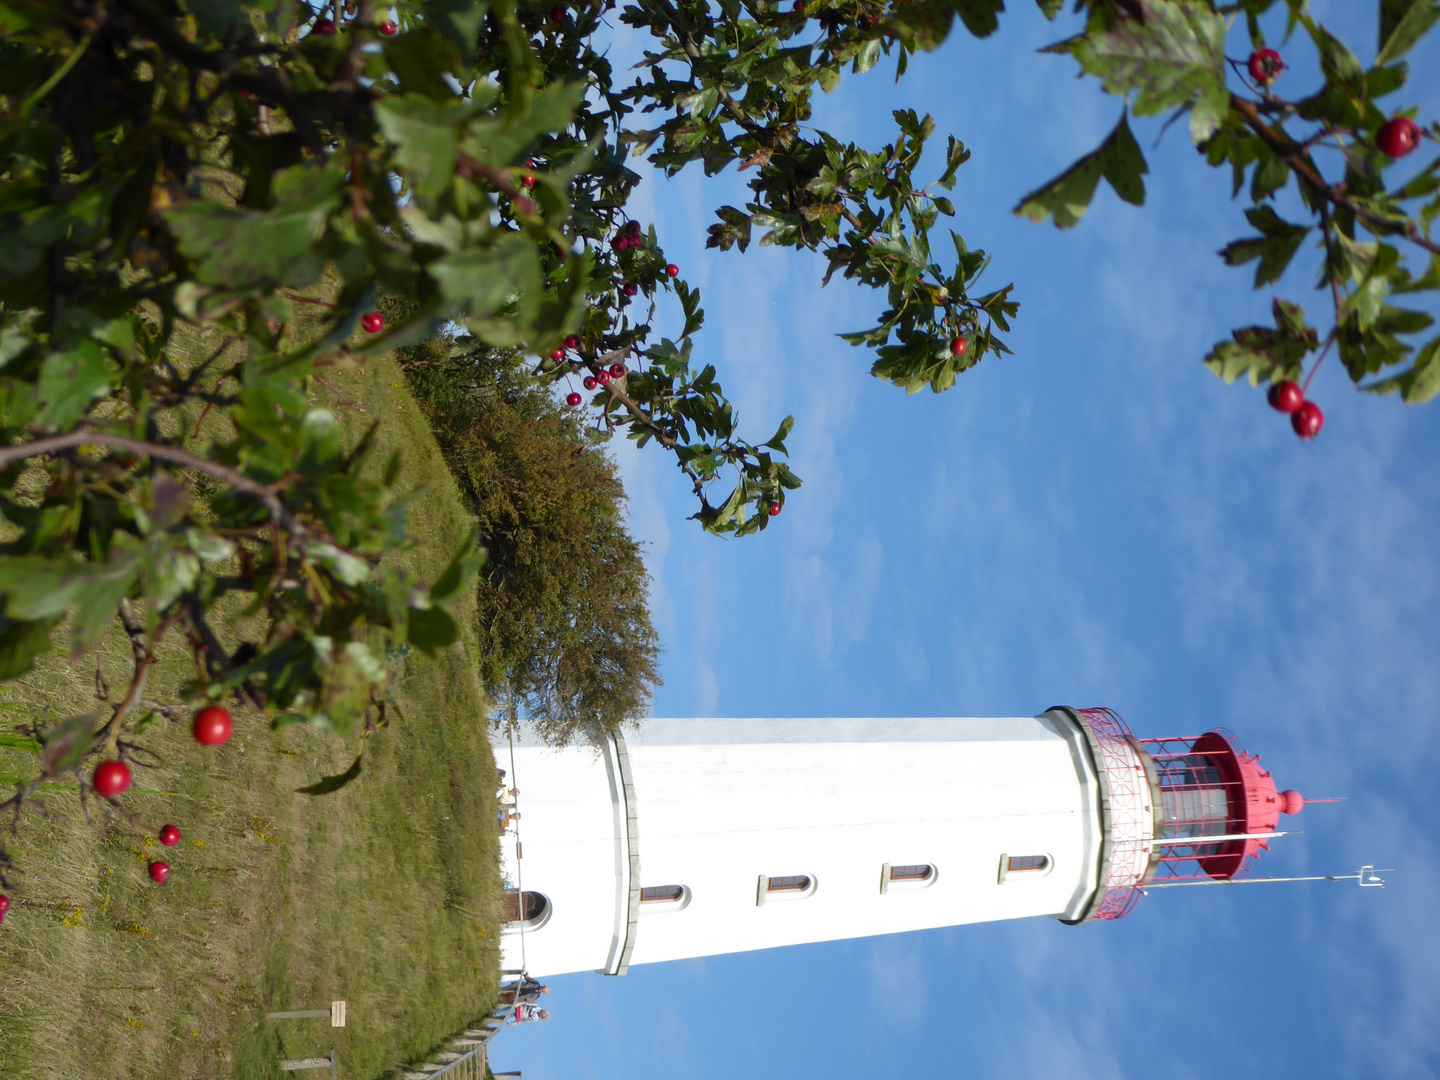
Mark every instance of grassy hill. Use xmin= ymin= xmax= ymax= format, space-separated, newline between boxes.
xmin=0 ymin=348 xmax=505 ymax=1080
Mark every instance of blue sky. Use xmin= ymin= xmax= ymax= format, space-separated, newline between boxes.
xmin=496 ymin=3 xmax=1440 ymax=1078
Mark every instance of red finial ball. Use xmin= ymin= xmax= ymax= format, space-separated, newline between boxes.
xmin=93 ymin=760 xmax=132 ymax=798
xmin=148 ymin=861 xmax=171 ymax=884
xmin=362 ymin=311 xmax=385 ymax=334
xmin=159 ymin=824 xmax=181 ymax=847
xmin=1279 ymin=790 xmax=1305 ymax=815
xmin=1377 ymin=117 xmax=1421 ymax=159
xmin=566 ymin=392 xmax=582 ymax=407
xmin=379 ymin=19 xmax=398 ymax=36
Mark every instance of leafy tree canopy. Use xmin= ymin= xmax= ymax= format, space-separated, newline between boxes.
xmin=0 ymin=0 xmax=1435 ymax=864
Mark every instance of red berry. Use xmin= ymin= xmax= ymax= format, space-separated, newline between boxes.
xmin=1247 ymin=48 xmax=1283 ymax=84
xmin=315 ymin=18 xmax=337 ymax=34
xmin=623 ymin=282 xmax=638 ymax=297
xmin=583 ymin=376 xmax=598 ymax=390
xmin=566 ymin=392 xmax=582 ymax=406
xmin=609 ymin=362 xmax=626 ymax=378
xmin=550 ymin=348 xmax=565 ymax=360
xmin=950 ymin=337 xmax=967 ymax=356
xmin=1291 ymin=400 xmax=1324 ymax=439
xmin=624 ymin=220 xmax=642 ymax=235
xmin=1377 ymin=117 xmax=1421 ymax=158
xmin=148 ymin=861 xmax=171 ymax=884
xmin=550 ymin=5 xmax=565 ymax=22
xmin=597 ymin=369 xmax=612 ymax=385
xmin=564 ymin=335 xmax=580 ymax=349
xmin=1267 ymin=380 xmax=1304 ymax=414
xmin=362 ymin=311 xmax=385 ymax=334
xmin=665 ymin=264 xmax=679 ymax=277
xmin=193 ymin=706 xmax=233 ymax=747
xmin=93 ymin=760 xmax=132 ymax=798
xmin=379 ymin=19 xmax=398 ymax=35
xmin=610 ymin=237 xmax=627 ymax=253
xmin=0 ymin=894 xmax=9 ymax=923
xmin=522 ymin=173 xmax=536 ymax=188
xmin=159 ymin=824 xmax=181 ymax=847
xmin=768 ymin=502 xmax=781 ymax=517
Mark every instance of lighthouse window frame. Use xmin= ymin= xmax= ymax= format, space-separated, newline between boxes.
xmin=879 ymin=863 xmax=938 ymax=893
xmin=639 ymin=884 xmax=692 ymax=911
xmin=756 ymin=874 xmax=817 ymax=905
xmin=997 ymin=854 xmax=1052 ymax=884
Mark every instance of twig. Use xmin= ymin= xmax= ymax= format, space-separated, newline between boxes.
xmin=1231 ymin=95 xmax=1440 ymax=257
xmin=311 ymin=374 xmax=369 ymax=411
xmin=0 ymin=431 xmax=295 ymax=529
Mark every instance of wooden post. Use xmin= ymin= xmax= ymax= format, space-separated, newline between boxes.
xmin=267 ymin=1001 xmax=346 ymax=1027
xmin=278 ymin=1046 xmax=336 ymax=1077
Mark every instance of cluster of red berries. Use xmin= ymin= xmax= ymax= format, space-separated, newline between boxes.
xmin=85 ymin=706 xmax=234 ymax=892
xmin=1267 ymin=380 xmax=1324 ymax=439
xmin=611 ymin=219 xmax=645 ymax=253
xmin=1246 ymin=49 xmax=1423 ymax=159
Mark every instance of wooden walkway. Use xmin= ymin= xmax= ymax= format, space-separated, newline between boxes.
xmin=394 ymin=1004 xmax=514 ymax=1080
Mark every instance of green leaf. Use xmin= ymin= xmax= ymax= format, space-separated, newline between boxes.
xmin=166 ymin=168 xmax=343 ymax=289
xmin=374 ymin=95 xmax=480 ymax=203
xmin=39 ymin=712 xmax=97 ymax=777
xmin=1014 ymin=112 xmax=1148 ymax=228
xmin=428 ymin=0 xmax=489 ymax=60
xmin=1377 ymin=0 xmax=1439 ymax=65
xmin=382 ymin=28 xmax=464 ymax=102
xmin=1363 ymin=335 xmax=1440 ymax=402
xmin=429 ymin=530 xmax=484 ymax=605
xmin=1219 ymin=206 xmax=1310 ymax=288
xmin=295 ymin=754 xmax=364 ymax=796
xmin=36 ymin=340 xmax=111 ymax=430
xmin=408 ymin=605 xmax=458 ymax=655
xmin=1203 ymin=299 xmax=1318 ymax=386
xmin=1046 ymin=0 xmax=1228 ymax=142
xmin=0 ymin=613 xmax=56 ymax=680
xmin=956 ymin=0 xmax=1004 ymax=37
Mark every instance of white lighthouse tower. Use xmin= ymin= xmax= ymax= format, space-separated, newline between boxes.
xmin=495 ymin=707 xmax=1318 ymax=978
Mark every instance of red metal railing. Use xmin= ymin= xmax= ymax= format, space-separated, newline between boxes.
xmin=1075 ymin=708 xmax=1149 ymax=921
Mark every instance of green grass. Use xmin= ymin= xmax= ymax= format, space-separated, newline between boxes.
xmin=0 ymin=349 xmax=505 ymax=1080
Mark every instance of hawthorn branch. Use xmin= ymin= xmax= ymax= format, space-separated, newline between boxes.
xmin=1231 ymin=95 xmax=1440 ymax=257
xmin=0 ymin=431 xmax=296 ymax=530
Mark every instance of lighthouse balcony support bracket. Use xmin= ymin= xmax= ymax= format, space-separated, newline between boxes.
xmin=599 ymin=732 xmax=641 ymax=976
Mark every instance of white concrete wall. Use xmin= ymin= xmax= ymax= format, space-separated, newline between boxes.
xmin=499 ymin=715 xmax=1104 ymax=977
